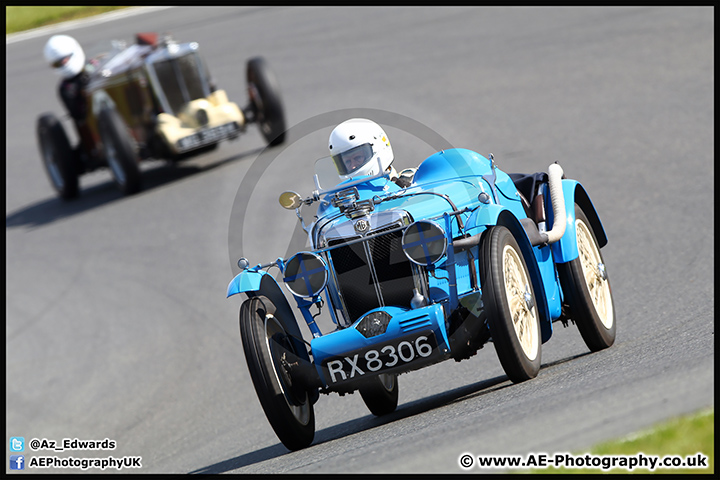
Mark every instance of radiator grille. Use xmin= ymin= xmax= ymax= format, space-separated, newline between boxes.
xmin=329 ymin=228 xmax=419 ymax=323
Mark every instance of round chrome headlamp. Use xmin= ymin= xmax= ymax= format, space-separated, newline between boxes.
xmin=402 ymin=220 xmax=447 ymax=266
xmin=283 ymin=252 xmax=328 ymax=298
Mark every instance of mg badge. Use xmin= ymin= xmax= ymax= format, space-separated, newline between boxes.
xmin=354 ymin=219 xmax=369 ymax=234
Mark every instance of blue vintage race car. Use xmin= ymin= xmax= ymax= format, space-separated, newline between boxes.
xmin=227 ymin=142 xmax=616 ymax=451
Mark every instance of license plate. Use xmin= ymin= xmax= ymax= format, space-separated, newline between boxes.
xmin=322 ymin=331 xmax=438 ymax=384
xmin=176 ymin=122 xmax=239 ymax=152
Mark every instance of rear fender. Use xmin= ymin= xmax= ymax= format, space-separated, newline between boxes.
xmin=573 ymin=183 xmax=608 ymax=247
xmin=546 ymin=180 xmax=607 ymax=263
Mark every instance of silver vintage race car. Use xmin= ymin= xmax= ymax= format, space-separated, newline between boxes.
xmin=38 ymin=32 xmax=286 ymax=198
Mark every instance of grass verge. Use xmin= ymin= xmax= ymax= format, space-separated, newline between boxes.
xmin=533 ymin=408 xmax=713 ymax=474
xmin=6 ymin=6 xmax=128 ymax=35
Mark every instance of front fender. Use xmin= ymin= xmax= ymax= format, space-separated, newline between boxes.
xmin=227 ymin=269 xmax=266 ymax=297
xmin=227 ymin=270 xmax=303 ymax=350
xmin=462 ymin=205 xmax=553 ymax=341
xmin=229 ymin=270 xmax=312 ymax=370
xmin=463 ymin=203 xmax=507 ymax=236
xmin=496 ymin=211 xmax=553 ymax=341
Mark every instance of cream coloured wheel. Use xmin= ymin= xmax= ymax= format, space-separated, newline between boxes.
xmin=558 ymin=204 xmax=616 ymax=352
xmin=576 ymin=220 xmax=614 ymax=329
xmin=482 ymin=226 xmax=541 ymax=383
xmin=502 ymin=245 xmax=539 ymax=361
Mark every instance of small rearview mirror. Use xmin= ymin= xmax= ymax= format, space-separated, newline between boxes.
xmin=279 ymin=191 xmax=303 ymax=210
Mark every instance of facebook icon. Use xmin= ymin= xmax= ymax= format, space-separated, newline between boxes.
xmin=10 ymin=455 xmax=24 ymax=470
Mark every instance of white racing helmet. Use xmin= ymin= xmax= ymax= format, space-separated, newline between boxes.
xmin=328 ymin=118 xmax=394 ymax=180
xmin=44 ymin=35 xmax=85 ymax=79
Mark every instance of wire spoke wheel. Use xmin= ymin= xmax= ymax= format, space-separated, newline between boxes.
xmin=265 ymin=314 xmax=312 ymax=419
xmin=503 ymin=245 xmax=539 ymax=361
xmin=36 ymin=113 xmax=79 ymax=200
xmin=482 ymin=226 xmax=541 ymax=383
xmin=558 ymin=204 xmax=616 ymax=352
xmin=104 ymin=139 xmax=126 ymax=185
xmin=239 ymin=295 xmax=315 ymax=450
xmin=42 ymin=138 xmax=65 ymax=190
xmin=98 ymin=108 xmax=142 ymax=195
xmin=246 ymin=57 xmax=286 ymax=146
xmin=576 ymin=221 xmax=613 ymax=329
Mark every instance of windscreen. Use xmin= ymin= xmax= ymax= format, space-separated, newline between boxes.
xmin=151 ymin=53 xmax=207 ymax=114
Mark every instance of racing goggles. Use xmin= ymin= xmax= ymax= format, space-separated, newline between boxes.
xmin=332 ymin=143 xmax=374 ymax=175
xmin=51 ymin=54 xmax=73 ymax=69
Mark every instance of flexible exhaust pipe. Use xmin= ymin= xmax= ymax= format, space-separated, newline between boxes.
xmin=544 ymin=163 xmax=566 ymax=244
xmin=457 ymin=163 xmax=568 ymax=248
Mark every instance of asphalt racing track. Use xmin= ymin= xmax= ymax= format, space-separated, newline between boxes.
xmin=6 ymin=7 xmax=713 ymax=474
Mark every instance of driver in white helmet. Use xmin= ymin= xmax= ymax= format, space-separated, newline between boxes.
xmin=43 ymin=34 xmax=95 ymax=163
xmin=328 ymin=118 xmax=416 ymax=188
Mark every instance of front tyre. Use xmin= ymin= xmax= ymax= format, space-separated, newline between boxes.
xmin=246 ymin=57 xmax=286 ymax=146
xmin=37 ymin=113 xmax=79 ymax=200
xmin=98 ymin=108 xmax=142 ymax=195
xmin=239 ymin=295 xmax=315 ymax=450
xmin=558 ymin=204 xmax=616 ymax=351
xmin=359 ymin=373 xmax=399 ymax=416
xmin=482 ymin=226 xmax=541 ymax=383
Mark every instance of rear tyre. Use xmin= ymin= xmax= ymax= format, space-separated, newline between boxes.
xmin=239 ymin=295 xmax=315 ymax=450
xmin=37 ymin=113 xmax=79 ymax=200
xmin=246 ymin=57 xmax=286 ymax=146
xmin=98 ymin=108 xmax=142 ymax=195
xmin=558 ymin=204 xmax=616 ymax=351
xmin=359 ymin=373 xmax=399 ymax=416
xmin=481 ymin=226 xmax=541 ymax=383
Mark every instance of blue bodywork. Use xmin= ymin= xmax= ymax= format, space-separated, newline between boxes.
xmin=228 ymin=148 xmax=606 ymax=391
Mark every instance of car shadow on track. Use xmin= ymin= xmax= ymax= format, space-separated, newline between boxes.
xmin=191 ymin=352 xmax=592 ymax=474
xmin=190 ymin=374 xmax=513 ymax=474
xmin=5 ymin=147 xmax=264 ymax=230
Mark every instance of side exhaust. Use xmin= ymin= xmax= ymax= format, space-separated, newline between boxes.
xmin=544 ymin=163 xmax=566 ymax=244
